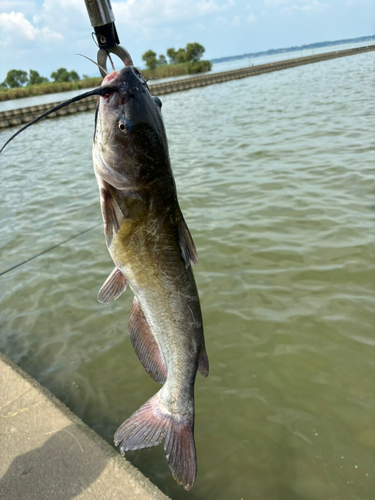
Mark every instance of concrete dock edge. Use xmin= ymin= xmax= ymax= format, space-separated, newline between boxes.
xmin=0 ymin=351 xmax=170 ymax=500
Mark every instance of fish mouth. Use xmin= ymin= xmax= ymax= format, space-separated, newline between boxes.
xmin=102 ymin=66 xmax=148 ymax=99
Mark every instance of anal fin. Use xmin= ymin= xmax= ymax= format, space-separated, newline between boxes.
xmin=198 ymin=347 xmax=209 ymax=377
xmin=178 ymin=217 xmax=198 ymax=267
xmin=129 ymin=297 xmax=167 ymax=384
xmin=98 ymin=267 xmax=127 ymax=303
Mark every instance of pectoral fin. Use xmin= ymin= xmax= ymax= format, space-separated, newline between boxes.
xmin=129 ymin=297 xmax=167 ymax=384
xmin=178 ymin=217 xmax=198 ymax=267
xmin=98 ymin=267 xmax=127 ymax=303
xmin=101 ymin=188 xmax=121 ymax=246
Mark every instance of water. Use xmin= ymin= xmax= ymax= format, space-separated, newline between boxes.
xmin=1 ymin=52 xmax=374 ymax=499
xmin=209 ymin=40 xmax=375 ymax=73
xmin=0 ymin=86 xmax=97 ymax=112
xmin=1 ymin=41 xmax=373 ymax=112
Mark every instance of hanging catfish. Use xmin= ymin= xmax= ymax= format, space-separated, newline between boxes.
xmin=0 ymin=63 xmax=209 ymax=491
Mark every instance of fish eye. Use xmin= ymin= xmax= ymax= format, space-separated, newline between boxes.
xmin=153 ymin=96 xmax=162 ymax=108
xmin=118 ymin=118 xmax=133 ymax=134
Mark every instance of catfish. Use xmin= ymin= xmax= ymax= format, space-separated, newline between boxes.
xmin=0 ymin=64 xmax=209 ymax=490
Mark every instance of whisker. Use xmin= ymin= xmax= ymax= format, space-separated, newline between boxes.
xmin=107 ymin=52 xmax=116 ymax=72
xmin=76 ymin=53 xmax=108 ymax=75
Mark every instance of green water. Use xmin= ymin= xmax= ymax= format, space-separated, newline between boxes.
xmin=1 ymin=52 xmax=374 ymax=499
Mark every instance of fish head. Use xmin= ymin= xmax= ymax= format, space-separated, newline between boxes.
xmin=93 ymin=66 xmax=170 ymax=185
xmin=0 ymin=66 xmax=167 ymax=174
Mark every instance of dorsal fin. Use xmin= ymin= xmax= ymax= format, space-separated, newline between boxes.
xmin=178 ymin=217 xmax=198 ymax=267
xmin=128 ymin=297 xmax=167 ymax=384
xmin=98 ymin=267 xmax=127 ymax=303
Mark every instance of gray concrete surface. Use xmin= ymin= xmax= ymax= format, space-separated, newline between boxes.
xmin=0 ymin=351 xmax=169 ymax=500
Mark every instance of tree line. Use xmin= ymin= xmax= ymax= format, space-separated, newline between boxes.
xmin=1 ymin=68 xmax=87 ymax=89
xmin=1 ymin=42 xmax=210 ymax=91
xmin=142 ymin=42 xmax=206 ymax=70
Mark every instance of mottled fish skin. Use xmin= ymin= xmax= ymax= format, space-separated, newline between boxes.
xmin=92 ymin=66 xmax=208 ymax=490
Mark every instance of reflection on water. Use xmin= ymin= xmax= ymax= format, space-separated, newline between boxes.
xmin=1 ymin=52 xmax=374 ymax=500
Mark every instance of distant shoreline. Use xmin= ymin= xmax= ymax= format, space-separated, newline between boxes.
xmin=1 ymin=44 xmax=373 ymax=131
xmin=0 ymin=61 xmax=212 ymax=103
xmin=211 ymin=34 xmax=375 ymax=65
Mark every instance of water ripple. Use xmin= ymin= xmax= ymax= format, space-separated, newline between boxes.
xmin=1 ymin=52 xmax=374 ymax=500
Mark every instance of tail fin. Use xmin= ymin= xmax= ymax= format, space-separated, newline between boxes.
xmin=114 ymin=392 xmax=197 ymax=490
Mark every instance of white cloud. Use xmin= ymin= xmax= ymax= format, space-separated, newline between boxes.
xmin=112 ymin=0 xmax=235 ymax=26
xmin=247 ymin=13 xmax=257 ymax=23
xmin=262 ymin=0 xmax=329 ymax=12
xmin=279 ymin=0 xmax=329 ymax=15
xmin=231 ymin=15 xmax=241 ymax=26
xmin=263 ymin=0 xmax=290 ymax=6
xmin=192 ymin=23 xmax=206 ymax=31
xmin=0 ymin=11 xmax=62 ymax=43
xmin=302 ymin=1 xmax=328 ymax=13
xmin=32 ymin=0 xmax=89 ymax=33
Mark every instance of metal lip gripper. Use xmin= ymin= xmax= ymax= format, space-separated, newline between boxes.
xmin=84 ymin=0 xmax=133 ymax=77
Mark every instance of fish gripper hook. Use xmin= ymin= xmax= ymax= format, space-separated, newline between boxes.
xmin=84 ymin=0 xmax=133 ymax=78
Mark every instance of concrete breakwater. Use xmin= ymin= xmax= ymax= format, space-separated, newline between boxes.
xmin=0 ymin=44 xmax=373 ymax=130
xmin=0 ymin=351 xmax=169 ymax=500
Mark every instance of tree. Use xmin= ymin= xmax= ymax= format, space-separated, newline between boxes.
xmin=166 ymin=48 xmax=176 ymax=64
xmin=175 ymin=48 xmax=187 ymax=63
xmin=157 ymin=55 xmax=167 ymax=66
xmin=142 ymin=50 xmax=158 ymax=70
xmin=166 ymin=47 xmax=187 ymax=64
xmin=166 ymin=44 xmax=205 ymax=64
xmin=28 ymin=70 xmax=49 ymax=85
xmin=51 ymin=68 xmax=80 ymax=83
xmin=69 ymin=70 xmax=80 ymax=81
xmin=3 ymin=69 xmax=29 ymax=88
xmin=186 ymin=42 xmax=205 ymax=62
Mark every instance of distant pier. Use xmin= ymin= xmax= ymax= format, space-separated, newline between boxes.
xmin=0 ymin=44 xmax=374 ymax=130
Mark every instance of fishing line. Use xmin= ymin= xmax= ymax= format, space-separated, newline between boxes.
xmin=0 ymin=221 xmax=102 ymax=277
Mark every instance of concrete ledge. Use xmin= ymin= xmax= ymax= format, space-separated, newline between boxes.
xmin=0 ymin=351 xmax=169 ymax=500
xmin=0 ymin=45 xmax=374 ymax=130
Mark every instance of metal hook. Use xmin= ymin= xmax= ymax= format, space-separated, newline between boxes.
xmin=84 ymin=0 xmax=133 ymax=78
xmin=97 ymin=46 xmax=133 ymax=78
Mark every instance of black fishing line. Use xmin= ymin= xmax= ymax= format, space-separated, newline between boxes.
xmin=0 ymin=221 xmax=102 ymax=277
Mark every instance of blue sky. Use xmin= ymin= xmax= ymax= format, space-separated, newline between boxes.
xmin=0 ymin=0 xmax=374 ymax=81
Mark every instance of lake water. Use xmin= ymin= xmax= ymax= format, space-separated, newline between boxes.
xmin=0 ymin=51 xmax=374 ymax=499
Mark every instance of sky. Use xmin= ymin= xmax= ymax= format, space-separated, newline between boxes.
xmin=0 ymin=0 xmax=374 ymax=82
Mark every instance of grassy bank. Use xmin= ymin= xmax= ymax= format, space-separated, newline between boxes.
xmin=0 ymin=77 xmax=102 ymax=102
xmin=0 ymin=60 xmax=212 ymax=102
xmin=142 ymin=60 xmax=212 ymax=80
